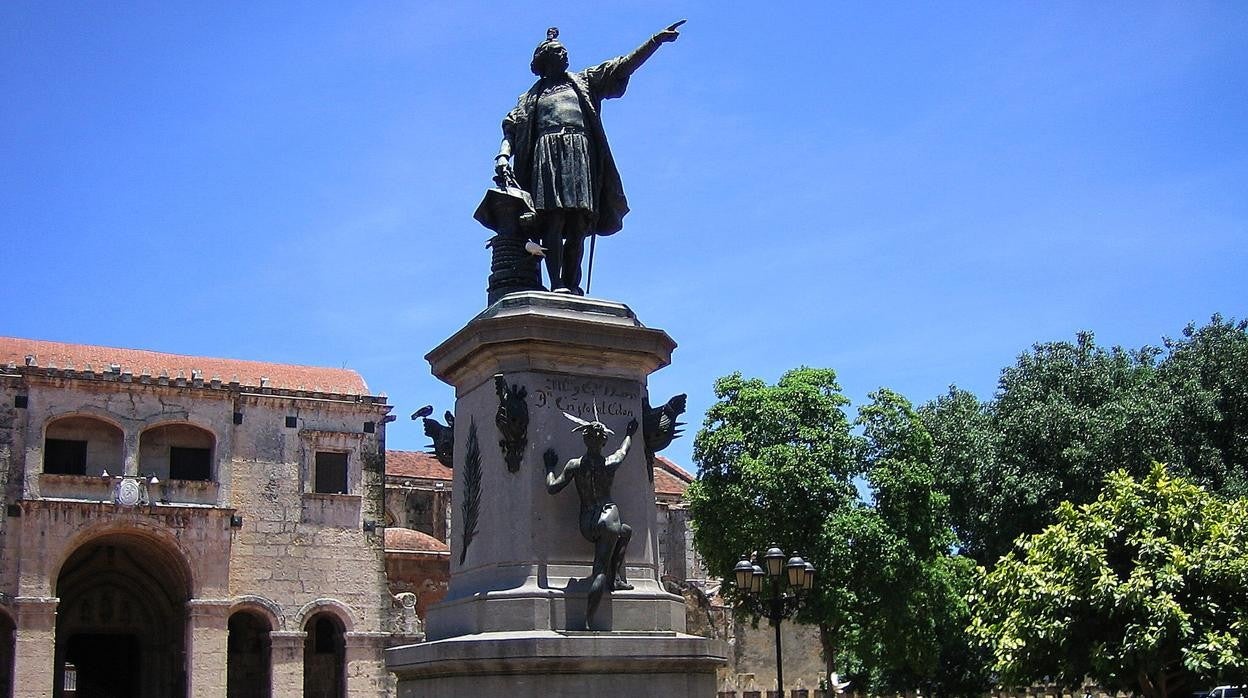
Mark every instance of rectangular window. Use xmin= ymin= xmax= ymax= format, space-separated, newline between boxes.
xmin=314 ymin=452 xmax=348 ymax=494
xmin=44 ymin=439 xmax=87 ymax=475
xmin=169 ymin=447 xmax=212 ymax=481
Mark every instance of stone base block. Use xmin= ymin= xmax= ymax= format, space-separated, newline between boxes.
xmin=387 ymin=631 xmax=727 ymax=698
xmin=426 ymin=574 xmax=687 ymax=637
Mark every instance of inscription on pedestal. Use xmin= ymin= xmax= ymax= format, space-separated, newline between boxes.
xmin=532 ymin=375 xmax=637 ymax=420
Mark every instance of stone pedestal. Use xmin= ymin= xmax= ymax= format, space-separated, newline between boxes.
xmin=388 ymin=631 xmax=726 ymax=697
xmin=387 ymin=292 xmax=725 ymax=696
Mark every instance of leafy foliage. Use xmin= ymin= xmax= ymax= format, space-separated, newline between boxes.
xmin=970 ymin=465 xmax=1248 ymax=698
xmin=854 ymin=390 xmax=990 ymax=697
xmin=924 ymin=319 xmax=1248 ymax=566
xmin=920 ymin=386 xmax=1000 ymax=564
xmin=1161 ymin=315 xmax=1248 ymax=498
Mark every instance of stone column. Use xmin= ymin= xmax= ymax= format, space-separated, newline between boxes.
xmin=11 ymin=596 xmax=56 ymax=698
xmin=123 ymin=428 xmax=140 ymax=477
xmin=185 ymin=598 xmax=230 ymax=697
xmin=269 ymin=631 xmax=306 ymax=697
xmin=345 ymin=631 xmax=392 ymax=697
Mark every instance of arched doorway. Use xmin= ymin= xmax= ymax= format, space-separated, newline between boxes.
xmin=227 ymin=611 xmax=271 ymax=698
xmin=54 ymin=532 xmax=191 ymax=697
xmin=303 ymin=614 xmax=345 ymax=698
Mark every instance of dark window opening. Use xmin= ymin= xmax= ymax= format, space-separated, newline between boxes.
xmin=13 ymin=395 xmax=27 ymax=409
xmin=303 ymin=615 xmax=345 ymax=698
xmin=314 ymin=618 xmax=336 ymax=653
xmin=170 ymin=447 xmax=212 ymax=481
xmin=63 ymin=633 xmax=140 ymax=698
xmin=227 ymin=612 xmax=271 ymax=698
xmin=314 ymin=452 xmax=348 ymax=494
xmin=0 ymin=613 xmax=13 ymax=698
xmin=285 ymin=416 xmax=298 ymax=428
xmin=44 ymin=439 xmax=87 ymax=475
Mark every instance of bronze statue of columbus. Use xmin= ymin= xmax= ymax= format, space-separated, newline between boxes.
xmin=494 ymin=21 xmax=684 ymax=295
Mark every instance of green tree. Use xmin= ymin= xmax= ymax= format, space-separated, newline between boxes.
xmin=920 ymin=386 xmax=999 ymax=564
xmin=970 ymin=465 xmax=1248 ymax=698
xmin=1161 ymin=315 xmax=1248 ymax=498
xmin=855 ymin=389 xmax=990 ymax=697
xmin=925 ymin=332 xmax=1176 ymax=565
xmin=686 ymin=368 xmax=861 ymax=685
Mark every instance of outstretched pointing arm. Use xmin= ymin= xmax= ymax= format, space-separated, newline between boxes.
xmin=618 ymin=20 xmax=685 ymax=78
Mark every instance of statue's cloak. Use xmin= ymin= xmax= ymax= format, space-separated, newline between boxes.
xmin=502 ymin=57 xmax=632 ymax=236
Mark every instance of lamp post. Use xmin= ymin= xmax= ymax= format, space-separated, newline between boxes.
xmin=734 ymin=546 xmax=815 ymax=697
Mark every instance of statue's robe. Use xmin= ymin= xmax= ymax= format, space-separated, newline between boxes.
xmin=502 ymin=57 xmax=632 ymax=236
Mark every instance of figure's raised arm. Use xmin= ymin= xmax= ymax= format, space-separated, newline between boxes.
xmin=545 ymin=448 xmax=578 ymax=493
xmin=606 ymin=419 xmax=640 ymax=469
xmin=618 ymin=20 xmax=685 ymax=78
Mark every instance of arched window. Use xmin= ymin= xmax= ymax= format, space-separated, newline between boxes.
xmin=139 ymin=424 xmax=215 ymax=481
xmin=227 ymin=611 xmax=271 ymax=698
xmin=44 ymin=416 xmax=123 ymax=476
xmin=302 ymin=613 xmax=345 ymax=698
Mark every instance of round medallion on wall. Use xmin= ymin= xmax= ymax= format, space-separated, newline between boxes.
xmin=116 ymin=478 xmax=142 ymax=506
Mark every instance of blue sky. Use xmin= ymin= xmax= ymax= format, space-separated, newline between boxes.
xmin=4 ymin=2 xmax=1245 ymax=470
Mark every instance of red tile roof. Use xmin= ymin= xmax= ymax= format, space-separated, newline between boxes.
xmin=0 ymin=336 xmax=369 ymax=395
xmin=654 ymin=455 xmax=694 ymax=496
xmin=384 ymin=527 xmax=450 ymax=553
xmin=386 ymin=450 xmax=453 ymax=480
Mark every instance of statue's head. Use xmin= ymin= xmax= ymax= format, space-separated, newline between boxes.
xmin=563 ymin=404 xmax=612 ymax=450
xmin=531 ymin=27 xmax=569 ymax=77
xmin=576 ymin=421 xmax=610 ymax=449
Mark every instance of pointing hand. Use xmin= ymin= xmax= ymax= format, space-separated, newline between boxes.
xmin=655 ymin=19 xmax=686 ymax=43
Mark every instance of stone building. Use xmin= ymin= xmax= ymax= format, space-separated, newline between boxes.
xmin=0 ymin=336 xmax=396 ymax=697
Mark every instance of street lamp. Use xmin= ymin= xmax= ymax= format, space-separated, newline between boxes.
xmin=734 ymin=546 xmax=815 ymax=696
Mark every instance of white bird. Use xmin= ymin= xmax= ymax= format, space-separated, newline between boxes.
xmin=524 ymin=240 xmax=547 ymax=257
xmin=829 ymin=673 xmax=851 ymax=694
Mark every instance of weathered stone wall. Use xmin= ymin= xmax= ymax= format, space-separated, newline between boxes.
xmin=0 ymin=373 xmax=22 ymax=597
xmin=723 ymin=615 xmax=826 ymax=694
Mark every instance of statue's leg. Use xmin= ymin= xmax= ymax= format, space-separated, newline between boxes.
xmin=537 ymin=209 xmax=566 ymax=291
xmin=587 ymin=534 xmax=615 ymax=628
xmin=612 ymin=523 xmax=633 ymax=590
xmin=561 ymin=213 xmax=589 ymax=295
